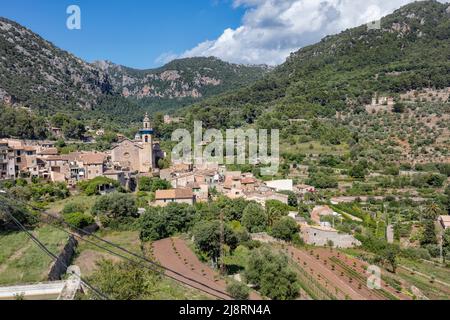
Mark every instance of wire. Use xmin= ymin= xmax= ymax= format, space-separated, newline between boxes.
xmin=36 ymin=217 xmax=229 ymax=300
xmin=1 ymin=192 xmax=234 ymax=300
xmin=2 ymin=209 xmax=109 ymax=300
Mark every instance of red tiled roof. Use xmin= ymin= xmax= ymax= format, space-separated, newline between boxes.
xmin=155 ymin=188 xmax=193 ymax=200
xmin=79 ymin=153 xmax=106 ymax=165
xmin=241 ymin=177 xmax=256 ymax=184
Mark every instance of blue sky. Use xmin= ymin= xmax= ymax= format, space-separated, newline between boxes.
xmin=0 ymin=0 xmax=435 ymax=68
xmin=0 ymin=0 xmax=245 ymax=69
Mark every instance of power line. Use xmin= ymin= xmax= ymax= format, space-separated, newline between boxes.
xmin=1 ymin=192 xmax=233 ymax=300
xmin=33 ymin=216 xmax=230 ymax=300
xmin=1 ymin=209 xmax=109 ymax=300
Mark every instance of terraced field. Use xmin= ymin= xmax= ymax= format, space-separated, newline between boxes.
xmin=284 ymin=246 xmax=411 ymax=300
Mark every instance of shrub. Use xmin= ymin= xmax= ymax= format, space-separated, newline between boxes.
xmin=64 ymin=212 xmax=95 ymax=229
xmin=226 ymin=281 xmax=250 ymax=300
xmin=138 ymin=177 xmax=171 ymax=192
xmin=78 ymin=177 xmax=120 ymax=196
xmin=62 ymin=201 xmax=86 ymax=215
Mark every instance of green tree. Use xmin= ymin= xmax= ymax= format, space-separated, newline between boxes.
xmin=241 ymin=203 xmax=268 ymax=233
xmin=421 ymin=221 xmax=437 ymax=246
xmin=139 ymin=203 xmax=196 ymax=241
xmin=92 ymin=193 xmax=138 ymax=222
xmin=393 ymin=102 xmax=406 ymax=113
xmin=192 ymin=220 xmax=238 ymax=260
xmin=443 ymin=228 xmax=450 ymax=263
xmin=138 ymin=177 xmax=171 ymax=193
xmin=245 ymin=247 xmax=299 ymax=300
xmin=270 ymin=217 xmax=299 ymax=241
xmin=279 ymin=191 xmax=298 ymax=208
xmin=0 ymin=195 xmax=37 ymax=230
xmin=217 ymin=197 xmax=250 ymax=221
xmin=349 ymin=163 xmax=367 ymax=179
xmin=266 ymin=200 xmax=290 ymax=227
xmin=379 ymin=246 xmax=399 ymax=273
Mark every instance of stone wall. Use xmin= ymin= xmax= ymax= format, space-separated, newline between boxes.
xmin=48 ymin=236 xmax=78 ymax=281
xmin=302 ymin=226 xmax=361 ymax=249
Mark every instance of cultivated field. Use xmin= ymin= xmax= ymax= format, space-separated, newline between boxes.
xmin=152 ymin=237 xmax=261 ymax=300
xmin=0 ymin=226 xmax=67 ymax=285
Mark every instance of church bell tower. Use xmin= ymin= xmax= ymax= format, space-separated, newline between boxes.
xmin=139 ymin=113 xmax=154 ymax=172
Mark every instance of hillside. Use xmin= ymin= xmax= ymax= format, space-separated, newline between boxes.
xmin=183 ymin=0 xmax=450 ymax=128
xmin=0 ymin=17 xmax=113 ymax=114
xmin=94 ymin=57 xmax=268 ymax=101
xmin=0 ymin=17 xmax=267 ymax=120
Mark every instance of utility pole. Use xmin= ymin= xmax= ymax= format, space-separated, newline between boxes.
xmin=219 ymin=211 xmax=225 ymax=275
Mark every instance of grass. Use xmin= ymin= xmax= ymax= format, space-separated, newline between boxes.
xmin=46 ymin=194 xmax=100 ymax=216
xmin=398 ymin=257 xmax=450 ymax=286
xmin=74 ymin=229 xmax=142 ymax=276
xmin=0 ymin=226 xmax=68 ymax=285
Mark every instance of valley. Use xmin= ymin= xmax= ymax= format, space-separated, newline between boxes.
xmin=0 ymin=0 xmax=450 ymax=302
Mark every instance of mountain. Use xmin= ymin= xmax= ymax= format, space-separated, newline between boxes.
xmin=183 ymin=0 xmax=450 ymax=128
xmin=0 ymin=17 xmax=268 ymax=119
xmin=0 ymin=17 xmax=113 ymax=114
xmin=94 ymin=57 xmax=269 ymax=101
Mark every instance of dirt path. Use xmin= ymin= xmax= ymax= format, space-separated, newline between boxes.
xmin=152 ymin=238 xmax=261 ymax=300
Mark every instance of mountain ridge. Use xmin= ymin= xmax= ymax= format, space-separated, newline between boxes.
xmin=181 ymin=0 xmax=450 ymax=128
xmin=0 ymin=17 xmax=268 ymax=117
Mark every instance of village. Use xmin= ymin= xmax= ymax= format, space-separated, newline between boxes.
xmin=0 ymin=113 xmax=371 ymax=251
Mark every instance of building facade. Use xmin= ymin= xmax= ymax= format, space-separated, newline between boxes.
xmin=110 ymin=114 xmax=157 ymax=173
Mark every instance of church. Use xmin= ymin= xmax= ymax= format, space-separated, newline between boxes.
xmin=110 ymin=113 xmax=161 ymax=173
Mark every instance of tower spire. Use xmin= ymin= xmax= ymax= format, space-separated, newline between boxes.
xmin=143 ymin=112 xmax=151 ymax=129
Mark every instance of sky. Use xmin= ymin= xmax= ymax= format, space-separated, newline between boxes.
xmin=0 ymin=0 xmax=447 ymax=69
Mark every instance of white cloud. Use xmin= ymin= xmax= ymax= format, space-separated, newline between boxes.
xmin=166 ymin=0 xmax=436 ymax=66
xmin=155 ymin=51 xmax=179 ymax=65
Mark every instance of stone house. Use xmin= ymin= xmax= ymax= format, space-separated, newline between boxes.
xmin=155 ymin=188 xmax=196 ymax=206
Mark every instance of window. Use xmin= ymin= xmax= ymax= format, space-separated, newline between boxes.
xmin=145 ymin=136 xmax=149 ymax=143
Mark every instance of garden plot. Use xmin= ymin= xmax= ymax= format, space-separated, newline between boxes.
xmin=152 ymin=237 xmax=261 ymax=300
xmin=285 ymin=246 xmax=410 ymax=300
xmin=0 ymin=226 xmax=68 ymax=285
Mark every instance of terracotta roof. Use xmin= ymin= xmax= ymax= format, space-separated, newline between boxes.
xmin=61 ymin=152 xmax=82 ymax=162
xmin=38 ymin=148 xmax=59 ymax=156
xmin=79 ymin=153 xmax=106 ymax=165
xmin=440 ymin=216 xmax=450 ymax=227
xmin=103 ymin=171 xmax=122 ymax=176
xmin=111 ymin=139 xmax=143 ymax=150
xmin=241 ymin=177 xmax=256 ymax=184
xmin=186 ymin=182 xmax=201 ymax=189
xmin=46 ymin=156 xmax=65 ymax=161
xmin=155 ymin=188 xmax=193 ymax=200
